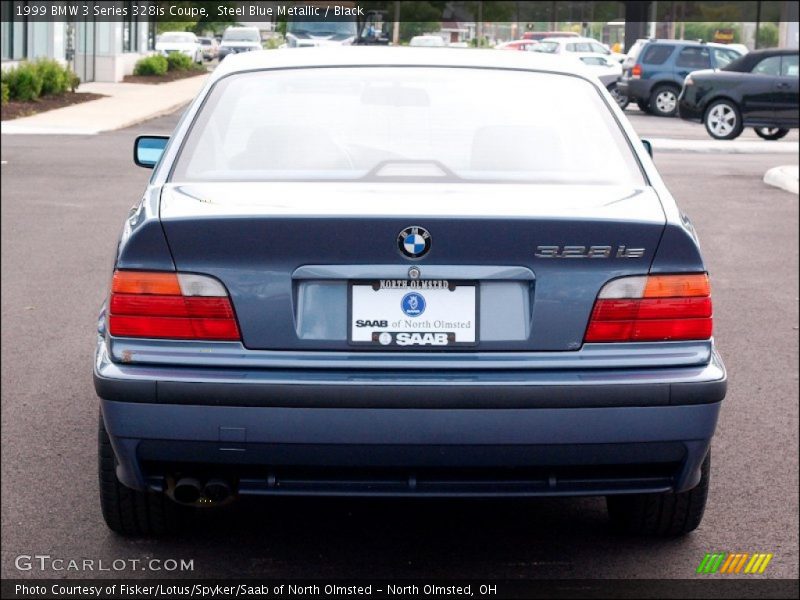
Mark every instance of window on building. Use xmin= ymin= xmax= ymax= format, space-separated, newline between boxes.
xmin=1 ymin=2 xmax=28 ymax=60
xmin=122 ymin=1 xmax=137 ymax=52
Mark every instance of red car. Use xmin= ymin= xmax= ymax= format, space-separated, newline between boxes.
xmin=495 ymin=40 xmax=539 ymax=51
xmin=522 ymin=31 xmax=579 ymax=42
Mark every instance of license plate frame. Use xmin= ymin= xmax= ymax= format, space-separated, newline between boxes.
xmin=348 ymin=280 xmax=479 ymax=348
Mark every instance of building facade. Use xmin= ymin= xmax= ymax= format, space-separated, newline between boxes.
xmin=1 ymin=2 xmax=155 ymax=82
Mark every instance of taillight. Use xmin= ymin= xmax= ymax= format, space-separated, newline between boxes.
xmin=631 ymin=63 xmax=642 ymax=78
xmin=585 ymin=274 xmax=712 ymax=343
xmin=108 ymin=271 xmax=240 ymax=341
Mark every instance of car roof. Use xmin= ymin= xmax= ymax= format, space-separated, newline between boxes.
xmin=643 ymin=39 xmax=733 ymax=49
xmin=541 ymin=36 xmax=602 ymax=44
xmin=723 ymin=47 xmax=798 ymax=72
xmin=211 ymin=47 xmax=599 ymax=82
xmin=742 ymin=47 xmax=797 ymax=57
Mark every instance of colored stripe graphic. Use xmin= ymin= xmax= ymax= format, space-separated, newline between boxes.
xmin=734 ymin=553 xmax=749 ymax=573
xmin=710 ymin=553 xmax=727 ymax=573
xmin=697 ymin=554 xmax=712 ymax=574
xmin=758 ymin=554 xmax=773 ymax=573
xmin=747 ymin=554 xmax=765 ymax=573
xmin=700 ymin=552 xmax=773 ymax=574
xmin=699 ymin=553 xmax=727 ymax=573
xmin=719 ymin=554 xmax=737 ymax=573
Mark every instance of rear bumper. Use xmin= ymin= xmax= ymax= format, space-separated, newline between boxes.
xmin=617 ymin=77 xmax=653 ymax=101
xmin=95 ymin=339 xmax=726 ymax=497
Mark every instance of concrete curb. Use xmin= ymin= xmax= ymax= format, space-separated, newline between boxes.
xmin=763 ymin=165 xmax=799 ymax=195
xmin=650 ymin=138 xmax=799 ymax=154
xmin=0 ymin=99 xmax=192 ymax=135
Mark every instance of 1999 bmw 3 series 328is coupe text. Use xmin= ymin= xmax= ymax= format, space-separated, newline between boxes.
xmin=95 ymin=48 xmax=726 ymax=537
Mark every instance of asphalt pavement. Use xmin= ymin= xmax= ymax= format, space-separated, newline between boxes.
xmin=1 ymin=109 xmax=798 ymax=581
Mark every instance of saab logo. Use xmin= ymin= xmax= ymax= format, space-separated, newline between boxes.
xmin=401 ymin=292 xmax=426 ymax=317
xmin=356 ymin=320 xmax=388 ymax=328
xmin=535 ymin=245 xmax=645 ymax=258
xmin=397 ymin=226 xmax=431 ymax=259
xmin=697 ymin=552 xmax=774 ymax=574
xmin=396 ymin=332 xmax=448 ymax=346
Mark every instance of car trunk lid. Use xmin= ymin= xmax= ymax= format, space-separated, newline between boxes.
xmin=159 ymin=182 xmax=665 ymax=351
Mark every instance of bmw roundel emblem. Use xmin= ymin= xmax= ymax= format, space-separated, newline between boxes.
xmin=397 ymin=226 xmax=431 ymax=259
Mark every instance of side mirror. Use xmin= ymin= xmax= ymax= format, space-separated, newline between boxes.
xmin=641 ymin=139 xmax=653 ymax=157
xmin=134 ymin=135 xmax=169 ymax=169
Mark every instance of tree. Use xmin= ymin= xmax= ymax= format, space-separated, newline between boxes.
xmin=757 ymin=23 xmax=779 ymax=48
xmin=156 ymin=1 xmax=238 ymax=36
xmin=193 ymin=1 xmax=238 ymax=36
xmin=398 ymin=1 xmax=445 ymax=41
xmin=156 ymin=20 xmax=196 ymax=34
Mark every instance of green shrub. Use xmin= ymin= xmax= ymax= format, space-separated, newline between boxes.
xmin=133 ymin=54 xmax=168 ymax=76
xmin=166 ymin=52 xmax=194 ymax=72
xmin=69 ymin=70 xmax=80 ymax=92
xmin=4 ymin=62 xmax=44 ymax=102
xmin=35 ymin=58 xmax=70 ymax=96
xmin=263 ymin=36 xmax=283 ymax=50
xmin=1 ymin=82 xmax=9 ymax=105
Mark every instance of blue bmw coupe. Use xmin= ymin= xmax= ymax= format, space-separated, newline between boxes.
xmin=95 ymin=47 xmax=726 ymax=536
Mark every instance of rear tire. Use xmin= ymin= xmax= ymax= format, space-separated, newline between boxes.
xmin=606 ymin=451 xmax=710 ymax=536
xmin=98 ymin=414 xmax=184 ymax=536
xmin=649 ymin=84 xmax=680 ymax=117
xmin=754 ymin=127 xmax=789 ymax=140
xmin=608 ymin=84 xmax=630 ymax=110
xmin=704 ymin=99 xmax=743 ymax=140
xmin=636 ymin=99 xmax=651 ymax=114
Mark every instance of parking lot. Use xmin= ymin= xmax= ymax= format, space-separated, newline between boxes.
xmin=1 ymin=107 xmax=797 ymax=580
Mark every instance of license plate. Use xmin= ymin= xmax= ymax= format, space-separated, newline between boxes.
xmin=349 ymin=280 xmax=478 ymax=347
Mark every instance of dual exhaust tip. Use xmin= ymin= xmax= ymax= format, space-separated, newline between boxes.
xmin=173 ymin=477 xmax=232 ymax=505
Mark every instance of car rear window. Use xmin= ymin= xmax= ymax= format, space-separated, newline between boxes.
xmin=160 ymin=34 xmax=195 ymax=44
xmin=753 ymin=55 xmax=782 ymax=76
xmin=535 ymin=42 xmax=559 ymax=53
xmin=566 ymin=43 xmax=593 ymax=52
xmin=675 ymin=46 xmax=711 ymax=69
xmin=172 ymin=67 xmax=645 ymax=186
xmin=626 ymin=40 xmax=646 ymax=62
xmin=641 ymin=44 xmax=674 ymax=65
xmin=711 ymin=47 xmax=740 ymax=68
xmin=223 ymin=29 xmax=259 ymax=42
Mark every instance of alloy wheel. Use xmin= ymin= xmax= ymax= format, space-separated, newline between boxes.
xmin=707 ymin=103 xmax=737 ymax=138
